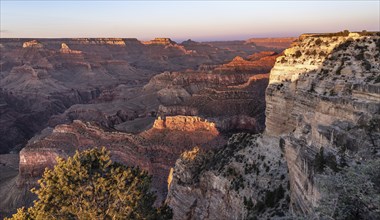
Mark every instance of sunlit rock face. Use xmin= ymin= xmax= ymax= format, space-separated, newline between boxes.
xmin=166 ymin=31 xmax=380 ymax=219
xmin=143 ymin=38 xmax=177 ymax=45
xmin=60 ymin=43 xmax=82 ymax=54
xmin=22 ymin=40 xmax=43 ymax=48
xmin=153 ymin=116 xmax=218 ymax=133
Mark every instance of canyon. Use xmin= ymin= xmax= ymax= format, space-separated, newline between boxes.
xmin=0 ymin=37 xmax=291 ymax=154
xmin=1 ymin=31 xmax=378 ymax=219
xmin=0 ymin=37 xmax=293 ymax=217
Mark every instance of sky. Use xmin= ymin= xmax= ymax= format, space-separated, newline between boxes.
xmin=0 ymin=0 xmax=379 ymax=41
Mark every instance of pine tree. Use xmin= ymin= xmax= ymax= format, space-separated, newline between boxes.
xmin=7 ymin=147 xmax=172 ymax=220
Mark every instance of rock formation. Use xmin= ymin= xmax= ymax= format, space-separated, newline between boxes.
xmin=166 ymin=31 xmax=380 ymax=219
xmin=143 ymin=38 xmax=176 ymax=45
xmin=213 ymin=52 xmax=279 ymax=74
xmin=153 ymin=116 xmax=218 ymax=132
xmin=166 ymin=133 xmax=290 ymax=219
xmin=60 ymin=43 xmax=82 ymax=54
xmin=22 ymin=40 xmax=43 ymax=48
xmin=266 ymin=31 xmax=380 ymax=215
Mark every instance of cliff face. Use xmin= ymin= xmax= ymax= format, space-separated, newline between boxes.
xmin=166 ymin=134 xmax=290 ymax=219
xmin=266 ymin=32 xmax=380 ymax=214
xmin=143 ymin=38 xmax=176 ymax=45
xmin=167 ymin=32 xmax=380 ymax=218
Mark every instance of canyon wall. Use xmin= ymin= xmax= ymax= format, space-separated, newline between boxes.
xmin=266 ymin=32 xmax=380 ymax=215
xmin=167 ymin=32 xmax=380 ymax=218
xmin=166 ymin=133 xmax=290 ymax=219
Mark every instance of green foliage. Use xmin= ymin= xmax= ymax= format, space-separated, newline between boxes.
xmin=314 ymin=147 xmax=340 ymax=173
xmin=263 ymin=185 xmax=285 ymax=208
xmin=230 ymin=174 xmax=245 ymax=191
xmin=245 ymin=184 xmax=287 ymax=219
xmin=315 ymin=39 xmax=322 ymax=46
xmin=336 ymin=39 xmax=353 ymax=51
xmin=294 ymin=50 xmax=302 ymax=58
xmin=314 ymin=147 xmax=325 ymax=173
xmin=6 ymin=147 xmax=172 ymax=220
xmin=316 ymin=159 xmax=380 ymax=220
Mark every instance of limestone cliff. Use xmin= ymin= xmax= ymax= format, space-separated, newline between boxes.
xmin=166 ymin=133 xmax=290 ymax=219
xmin=167 ymin=31 xmax=380 ymax=219
xmin=143 ymin=38 xmax=176 ymax=45
xmin=266 ymin=32 xmax=380 ymax=215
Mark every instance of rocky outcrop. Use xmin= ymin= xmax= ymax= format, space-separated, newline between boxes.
xmin=60 ymin=43 xmax=82 ymax=54
xmin=166 ymin=133 xmax=290 ymax=219
xmin=0 ymin=154 xmax=35 ymax=219
xmin=153 ymin=116 xmax=218 ymax=133
xmin=22 ymin=40 xmax=43 ymax=48
xmin=143 ymin=38 xmax=176 ymax=45
xmin=68 ymin=38 xmax=126 ymax=46
xmin=265 ymin=32 xmax=380 ymax=215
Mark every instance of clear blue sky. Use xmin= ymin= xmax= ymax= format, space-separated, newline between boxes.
xmin=1 ymin=1 xmax=379 ymax=41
